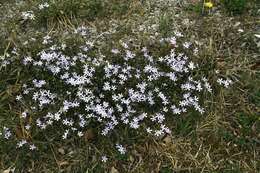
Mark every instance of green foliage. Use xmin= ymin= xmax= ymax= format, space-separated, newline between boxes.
xmin=36 ymin=0 xmax=132 ymax=25
xmin=83 ymin=0 xmax=104 ymax=20
xmin=219 ymin=112 xmax=259 ymax=149
xmin=158 ymin=13 xmax=173 ymax=37
xmin=0 ymin=0 xmax=259 ymax=172
xmin=237 ymin=113 xmax=259 ymax=136
xmin=221 ymin=0 xmax=247 ymax=15
xmin=36 ymin=0 xmax=104 ymax=23
xmin=160 ymin=167 xmax=173 ymax=173
xmin=184 ymin=1 xmax=203 ymax=15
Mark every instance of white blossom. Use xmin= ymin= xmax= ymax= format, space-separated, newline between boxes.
xmin=101 ymin=155 xmax=108 ymax=162
xmin=115 ymin=144 xmax=126 ymax=154
xmin=21 ymin=11 xmax=35 ymax=20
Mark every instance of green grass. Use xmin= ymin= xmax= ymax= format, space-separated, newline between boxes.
xmin=0 ymin=0 xmax=259 ymax=172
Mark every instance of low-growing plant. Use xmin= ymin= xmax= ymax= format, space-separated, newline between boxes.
xmin=159 ymin=13 xmax=173 ymax=36
xmin=3 ymin=1 xmax=259 ymax=172
xmin=0 ymin=20 xmax=233 ymax=159
xmin=21 ymin=0 xmax=134 ymax=30
xmin=35 ymin=0 xmax=104 ymax=24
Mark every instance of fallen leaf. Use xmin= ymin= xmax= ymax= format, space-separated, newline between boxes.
xmin=3 ymin=169 xmax=11 ymax=173
xmin=3 ymin=167 xmax=15 ymax=173
xmin=162 ymin=135 xmax=172 ymax=145
xmin=110 ymin=166 xmax=119 ymax=173
xmin=58 ymin=148 xmax=65 ymax=155
xmin=58 ymin=160 xmax=69 ymax=167
xmin=84 ymin=129 xmax=95 ymax=142
xmin=15 ymin=125 xmax=23 ymax=139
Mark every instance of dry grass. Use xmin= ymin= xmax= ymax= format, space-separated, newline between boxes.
xmin=0 ymin=0 xmax=259 ymax=173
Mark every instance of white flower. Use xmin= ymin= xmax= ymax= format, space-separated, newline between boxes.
xmin=43 ymin=35 xmax=51 ymax=44
xmin=21 ymin=11 xmax=35 ymax=20
xmin=77 ymin=131 xmax=83 ymax=137
xmin=33 ymin=79 xmax=46 ymax=88
xmin=39 ymin=2 xmax=49 ymax=10
xmin=146 ymin=127 xmax=152 ymax=133
xmin=174 ymin=31 xmax=183 ymax=37
xmin=111 ymin=48 xmax=120 ymax=54
xmin=25 ymin=125 xmax=31 ymax=130
xmin=193 ymin=48 xmax=198 ymax=55
xmin=23 ymin=56 xmax=33 ymax=65
xmin=62 ymin=130 xmax=69 ymax=139
xmin=154 ymin=130 xmax=164 ymax=137
xmin=124 ymin=50 xmax=135 ymax=61
xmin=21 ymin=111 xmax=28 ymax=118
xmin=101 ymin=155 xmax=108 ymax=162
xmin=183 ymin=42 xmax=191 ymax=49
xmin=130 ymin=120 xmax=139 ymax=129
xmin=2 ymin=127 xmax=11 ymax=139
xmin=16 ymin=95 xmax=22 ymax=101
xmin=121 ymin=42 xmax=128 ymax=49
xmin=169 ymin=37 xmax=176 ymax=45
xmin=188 ymin=62 xmax=196 ymax=70
xmin=204 ymin=81 xmax=212 ymax=93
xmin=17 ymin=140 xmax=27 ymax=148
xmin=217 ymin=78 xmax=233 ymax=88
xmin=29 ymin=144 xmax=37 ymax=150
xmin=115 ymin=144 xmax=126 ymax=154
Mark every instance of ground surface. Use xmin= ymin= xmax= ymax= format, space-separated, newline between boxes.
xmin=0 ymin=0 xmax=259 ymax=172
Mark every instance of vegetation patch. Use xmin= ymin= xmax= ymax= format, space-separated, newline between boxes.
xmin=0 ymin=0 xmax=259 ymax=172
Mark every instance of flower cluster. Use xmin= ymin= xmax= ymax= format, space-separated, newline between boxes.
xmin=217 ymin=78 xmax=233 ymax=88
xmin=38 ymin=2 xmax=49 ymax=10
xmin=0 ymin=127 xmax=11 ymax=139
xmin=0 ymin=26 xmax=232 ymax=156
xmin=21 ymin=11 xmax=35 ymax=20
